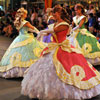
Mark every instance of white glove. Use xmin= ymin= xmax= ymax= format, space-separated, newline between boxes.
xmin=72 ymin=25 xmax=79 ymax=31
xmin=37 ymin=26 xmax=54 ymax=40
xmin=68 ymin=25 xmax=72 ymax=35
xmin=37 ymin=32 xmax=47 ymax=40
xmin=48 ymin=23 xmax=54 ymax=30
xmin=39 ymin=27 xmax=54 ymax=34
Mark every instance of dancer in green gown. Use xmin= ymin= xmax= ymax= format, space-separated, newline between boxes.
xmin=68 ymin=4 xmax=100 ymax=65
xmin=0 ymin=8 xmax=45 ymax=78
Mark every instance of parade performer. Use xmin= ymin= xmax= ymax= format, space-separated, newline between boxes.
xmin=43 ymin=8 xmax=55 ymax=43
xmin=0 ymin=8 xmax=45 ymax=78
xmin=68 ymin=4 xmax=100 ymax=65
xmin=21 ymin=6 xmax=100 ymax=100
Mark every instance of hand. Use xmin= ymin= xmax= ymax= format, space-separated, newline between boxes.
xmin=37 ymin=32 xmax=41 ymax=40
xmin=72 ymin=25 xmax=79 ymax=31
xmin=70 ymin=30 xmax=73 ymax=35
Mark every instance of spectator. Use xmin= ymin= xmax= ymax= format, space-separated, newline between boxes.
xmin=88 ymin=5 xmax=96 ymax=16
xmin=88 ymin=13 xmax=95 ymax=33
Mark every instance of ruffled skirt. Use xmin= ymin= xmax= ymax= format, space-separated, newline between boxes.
xmin=0 ymin=34 xmax=45 ymax=78
xmin=68 ymin=30 xmax=100 ymax=65
xmin=21 ymin=52 xmax=100 ymax=100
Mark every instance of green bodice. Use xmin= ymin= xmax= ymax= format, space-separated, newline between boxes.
xmin=73 ymin=15 xmax=100 ymax=58
xmin=73 ymin=15 xmax=86 ymax=29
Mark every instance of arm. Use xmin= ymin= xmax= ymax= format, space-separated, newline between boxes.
xmin=72 ymin=21 xmax=75 ymax=28
xmin=72 ymin=17 xmax=86 ymax=31
xmin=24 ymin=22 xmax=39 ymax=33
xmin=39 ymin=23 xmax=54 ymax=34
xmin=79 ymin=17 xmax=86 ymax=28
xmin=37 ymin=24 xmax=54 ymax=40
xmin=37 ymin=24 xmax=69 ymax=40
xmin=24 ymin=22 xmax=34 ymax=29
xmin=38 ymin=24 xmax=68 ymax=36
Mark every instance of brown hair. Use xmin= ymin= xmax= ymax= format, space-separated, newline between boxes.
xmin=14 ymin=8 xmax=27 ymax=29
xmin=52 ymin=5 xmax=70 ymax=24
xmin=75 ymin=3 xmax=84 ymax=14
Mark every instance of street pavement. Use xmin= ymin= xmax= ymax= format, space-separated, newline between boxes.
xmin=0 ymin=36 xmax=100 ymax=100
xmin=0 ymin=36 xmax=31 ymax=100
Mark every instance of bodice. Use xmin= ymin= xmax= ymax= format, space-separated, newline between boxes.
xmin=19 ymin=26 xmax=29 ymax=35
xmin=73 ymin=15 xmax=87 ymax=29
xmin=53 ymin=29 xmax=68 ymax=43
xmin=17 ymin=20 xmax=30 ymax=35
xmin=79 ymin=24 xmax=86 ymax=29
xmin=52 ymin=22 xmax=70 ymax=43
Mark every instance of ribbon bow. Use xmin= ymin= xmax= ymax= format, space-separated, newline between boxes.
xmin=43 ymin=40 xmax=82 ymax=54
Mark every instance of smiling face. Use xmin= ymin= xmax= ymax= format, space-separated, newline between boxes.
xmin=74 ymin=6 xmax=82 ymax=15
xmin=74 ymin=4 xmax=84 ymax=15
xmin=52 ymin=7 xmax=62 ymax=21
xmin=52 ymin=6 xmax=70 ymax=23
xmin=23 ymin=12 xmax=27 ymax=19
xmin=53 ymin=11 xmax=60 ymax=20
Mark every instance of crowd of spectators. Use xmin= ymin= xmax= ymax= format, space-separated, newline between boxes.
xmin=0 ymin=8 xmax=18 ymax=38
xmin=0 ymin=3 xmax=100 ymax=40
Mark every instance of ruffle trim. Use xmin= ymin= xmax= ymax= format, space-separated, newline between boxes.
xmin=84 ymin=52 xmax=100 ymax=58
xmin=73 ymin=29 xmax=96 ymax=38
xmin=75 ymin=39 xmax=100 ymax=58
xmin=0 ymin=52 xmax=38 ymax=72
xmin=3 ymin=37 xmax=45 ymax=58
xmin=12 ymin=36 xmax=34 ymax=48
xmin=73 ymin=29 xmax=100 ymax=58
xmin=53 ymin=48 xmax=100 ymax=90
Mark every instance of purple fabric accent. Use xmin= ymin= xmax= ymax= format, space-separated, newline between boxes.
xmin=43 ymin=19 xmax=55 ymax=43
xmin=43 ymin=33 xmax=52 ymax=43
xmin=0 ymin=67 xmax=28 ymax=78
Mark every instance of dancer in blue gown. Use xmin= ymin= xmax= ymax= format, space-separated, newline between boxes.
xmin=0 ymin=8 xmax=45 ymax=78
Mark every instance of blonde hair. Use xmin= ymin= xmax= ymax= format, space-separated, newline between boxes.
xmin=14 ymin=8 xmax=27 ymax=29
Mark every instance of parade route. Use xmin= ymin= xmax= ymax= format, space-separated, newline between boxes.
xmin=0 ymin=78 xmax=30 ymax=100
xmin=0 ymin=36 xmax=100 ymax=100
xmin=0 ymin=36 xmax=30 ymax=100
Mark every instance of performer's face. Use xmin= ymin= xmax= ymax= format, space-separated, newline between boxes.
xmin=23 ymin=12 xmax=27 ymax=19
xmin=53 ymin=12 xmax=60 ymax=20
xmin=75 ymin=7 xmax=81 ymax=15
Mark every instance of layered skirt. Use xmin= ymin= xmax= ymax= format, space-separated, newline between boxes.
xmin=68 ymin=28 xmax=100 ymax=65
xmin=21 ymin=40 xmax=100 ymax=100
xmin=0 ymin=34 xmax=45 ymax=78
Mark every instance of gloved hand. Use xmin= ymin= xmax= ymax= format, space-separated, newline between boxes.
xmin=39 ymin=27 xmax=54 ymax=34
xmin=37 ymin=27 xmax=54 ymax=40
xmin=72 ymin=25 xmax=79 ymax=31
xmin=37 ymin=32 xmax=47 ymax=40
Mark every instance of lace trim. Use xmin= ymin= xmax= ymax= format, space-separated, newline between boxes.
xmin=53 ymin=48 xmax=100 ymax=89
xmin=0 ymin=52 xmax=38 ymax=72
xmin=73 ymin=30 xmax=100 ymax=58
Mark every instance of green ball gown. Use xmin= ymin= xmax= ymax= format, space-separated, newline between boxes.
xmin=68 ymin=15 xmax=100 ymax=65
xmin=0 ymin=20 xmax=45 ymax=78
